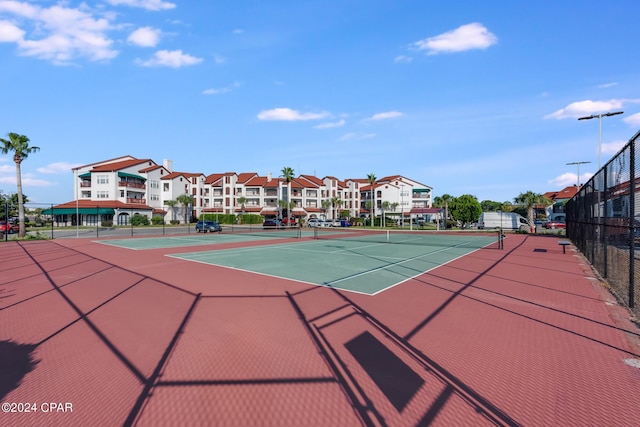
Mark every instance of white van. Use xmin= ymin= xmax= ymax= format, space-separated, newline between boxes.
xmin=478 ymin=212 xmax=530 ymax=231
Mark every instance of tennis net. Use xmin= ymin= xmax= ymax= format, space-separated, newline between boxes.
xmin=228 ymin=225 xmax=302 ymax=239
xmin=313 ymin=227 xmax=500 ymax=249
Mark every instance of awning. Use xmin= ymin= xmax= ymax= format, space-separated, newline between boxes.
xmin=412 ymin=188 xmax=431 ymax=193
xmin=79 ymin=172 xmax=91 ymax=178
xmin=118 ymin=171 xmax=146 ymax=180
xmin=42 ymin=208 xmax=115 ymax=215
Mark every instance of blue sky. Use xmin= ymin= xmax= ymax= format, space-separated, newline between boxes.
xmin=1 ymin=0 xmax=639 ymax=206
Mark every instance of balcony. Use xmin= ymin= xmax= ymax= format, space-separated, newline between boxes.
xmin=127 ymin=198 xmax=147 ymax=205
xmin=119 ymin=181 xmax=146 ymax=189
xmin=80 ymin=182 xmax=91 ymax=188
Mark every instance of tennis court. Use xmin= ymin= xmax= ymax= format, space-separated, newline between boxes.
xmin=170 ymin=230 xmax=499 ymax=294
xmin=96 ymin=228 xmax=311 ymax=249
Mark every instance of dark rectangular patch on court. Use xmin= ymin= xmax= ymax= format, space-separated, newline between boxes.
xmin=533 ymin=248 xmax=547 ymax=252
xmin=345 ymin=331 xmax=424 ymax=412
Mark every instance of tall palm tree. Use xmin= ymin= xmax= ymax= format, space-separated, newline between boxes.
xmin=0 ymin=133 xmax=40 ymax=238
xmin=382 ymin=201 xmax=391 ymax=227
xmin=237 ymin=196 xmax=248 ymax=224
xmin=164 ymin=199 xmax=178 ymax=222
xmin=514 ymin=191 xmax=550 ymax=233
xmin=176 ymin=194 xmax=194 ymax=225
xmin=280 ymin=166 xmax=295 ymax=223
xmin=367 ymin=173 xmax=376 ymax=227
xmin=330 ymin=196 xmax=342 ymax=220
xmin=321 ymin=199 xmax=332 ymax=220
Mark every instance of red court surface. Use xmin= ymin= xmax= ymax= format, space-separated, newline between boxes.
xmin=1 ymin=234 xmax=640 ymax=426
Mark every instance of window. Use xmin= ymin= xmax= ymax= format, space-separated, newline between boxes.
xmin=97 ymin=191 xmax=109 ymax=199
xmin=97 ymin=175 xmax=109 ymax=184
xmin=149 ymin=180 xmax=159 ymax=189
xmin=163 ymin=183 xmax=169 ymax=191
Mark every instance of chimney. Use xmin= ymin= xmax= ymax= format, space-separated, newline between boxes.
xmin=267 ymin=172 xmax=272 ymax=182
xmin=163 ymin=159 xmax=173 ymax=172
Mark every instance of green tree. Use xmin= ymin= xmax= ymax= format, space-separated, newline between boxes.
xmin=176 ymin=194 xmax=194 ymax=224
xmin=514 ymin=191 xmax=550 ymax=233
xmin=0 ymin=133 xmax=40 ymax=237
xmin=450 ymin=194 xmax=482 ymax=228
xmin=367 ymin=173 xmax=376 ymax=227
xmin=164 ymin=199 xmax=178 ymax=222
xmin=280 ymin=167 xmax=295 ymax=222
xmin=433 ymin=194 xmax=455 ymax=229
xmin=330 ymin=196 xmax=343 ymax=220
xmin=237 ymin=196 xmax=248 ymax=224
xmin=321 ymin=199 xmax=332 ymax=220
xmin=480 ymin=200 xmax=503 ymax=212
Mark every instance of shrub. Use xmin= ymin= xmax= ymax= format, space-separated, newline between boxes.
xmin=170 ymin=220 xmax=180 ymax=225
xmin=131 ymin=214 xmax=150 ymax=226
xmin=151 ymin=216 xmax=164 ymax=225
xmin=101 ymin=220 xmax=113 ymax=227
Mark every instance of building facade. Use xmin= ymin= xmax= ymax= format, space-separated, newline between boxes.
xmin=48 ymin=156 xmax=433 ymax=225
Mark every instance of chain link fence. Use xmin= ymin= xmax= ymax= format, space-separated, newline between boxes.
xmin=566 ymin=130 xmax=640 ymax=319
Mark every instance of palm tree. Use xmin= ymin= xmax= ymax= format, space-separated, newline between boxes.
xmin=164 ymin=199 xmax=178 ymax=223
xmin=330 ymin=196 xmax=343 ymax=220
xmin=514 ymin=191 xmax=550 ymax=233
xmin=367 ymin=173 xmax=376 ymax=227
xmin=382 ymin=201 xmax=391 ymax=227
xmin=280 ymin=166 xmax=294 ymax=223
xmin=0 ymin=133 xmax=40 ymax=237
xmin=237 ymin=196 xmax=248 ymax=224
xmin=321 ymin=199 xmax=332 ymax=220
xmin=433 ymin=194 xmax=454 ymax=229
xmin=176 ymin=194 xmax=194 ymax=225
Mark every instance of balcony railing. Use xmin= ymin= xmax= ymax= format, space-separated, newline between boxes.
xmin=127 ymin=198 xmax=147 ymax=204
xmin=80 ymin=182 xmax=91 ymax=188
xmin=119 ymin=181 xmax=146 ymax=189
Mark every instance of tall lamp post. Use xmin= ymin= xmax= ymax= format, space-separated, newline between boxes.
xmin=578 ymin=111 xmax=624 ymax=169
xmin=566 ymin=161 xmax=591 ymax=186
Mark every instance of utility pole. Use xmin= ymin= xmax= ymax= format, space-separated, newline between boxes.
xmin=578 ymin=111 xmax=623 ymax=169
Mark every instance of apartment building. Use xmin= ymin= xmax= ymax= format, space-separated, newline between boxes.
xmin=47 ymin=156 xmax=432 ymax=225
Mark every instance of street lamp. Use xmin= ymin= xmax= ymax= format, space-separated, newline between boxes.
xmin=566 ymin=161 xmax=591 ymax=186
xmin=578 ymin=111 xmax=623 ymax=169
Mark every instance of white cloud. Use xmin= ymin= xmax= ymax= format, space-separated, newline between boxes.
xmin=257 ymin=108 xmax=329 ymax=121
xmin=37 ymin=162 xmax=81 ymax=174
xmin=213 ymin=54 xmax=226 ymax=64
xmin=105 ymin=0 xmax=176 ymax=11
xmin=232 ymin=28 xmax=244 ymax=34
xmin=624 ymin=112 xmax=640 ymax=126
xmin=0 ymin=20 xmax=24 ymax=42
xmin=137 ymin=49 xmax=203 ymax=68
xmin=597 ymin=82 xmax=617 ymax=89
xmin=202 ymin=81 xmax=242 ymax=95
xmin=0 ymin=2 xmax=118 ymax=64
xmin=367 ymin=111 xmax=404 ymax=121
xmin=601 ymin=140 xmax=627 ymax=155
xmin=394 ymin=55 xmax=412 ymax=63
xmin=548 ymin=172 xmax=592 ymax=188
xmin=339 ymin=132 xmax=375 ymax=141
xmin=314 ymin=119 xmax=346 ymax=129
xmin=544 ymin=99 xmax=635 ymax=120
xmin=413 ymin=23 xmax=497 ymax=55
xmin=128 ymin=26 xmax=161 ymax=47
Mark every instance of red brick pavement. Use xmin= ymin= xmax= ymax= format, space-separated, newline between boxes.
xmin=1 ymin=234 xmax=639 ymax=426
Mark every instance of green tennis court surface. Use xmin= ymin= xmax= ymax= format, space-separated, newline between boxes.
xmin=96 ymin=229 xmax=311 ymax=250
xmin=170 ymin=233 xmax=498 ymax=294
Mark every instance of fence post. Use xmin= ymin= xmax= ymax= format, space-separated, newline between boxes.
xmin=603 ymin=168 xmax=608 ymax=278
xmin=630 ymin=141 xmax=635 ymax=308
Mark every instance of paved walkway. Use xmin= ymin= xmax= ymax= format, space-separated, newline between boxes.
xmin=1 ymin=234 xmax=639 ymax=426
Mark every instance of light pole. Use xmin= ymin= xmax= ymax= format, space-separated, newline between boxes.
xmin=566 ymin=161 xmax=591 ymax=186
xmin=400 ymin=184 xmax=404 ymax=229
xmin=578 ymin=111 xmax=623 ymax=169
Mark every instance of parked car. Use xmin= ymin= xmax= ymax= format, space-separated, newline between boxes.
xmin=282 ymin=217 xmax=297 ymax=226
xmin=544 ymin=220 xmax=566 ymax=230
xmin=263 ymin=219 xmax=283 ymax=228
xmin=307 ymin=218 xmax=323 ymax=227
xmin=0 ymin=220 xmax=18 ymax=234
xmin=329 ymin=219 xmax=342 ymax=227
xmin=340 ymin=219 xmax=352 ymax=227
xmin=195 ymin=220 xmax=222 ymax=233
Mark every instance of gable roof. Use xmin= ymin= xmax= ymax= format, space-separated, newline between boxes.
xmin=90 ymin=158 xmax=156 ymax=172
